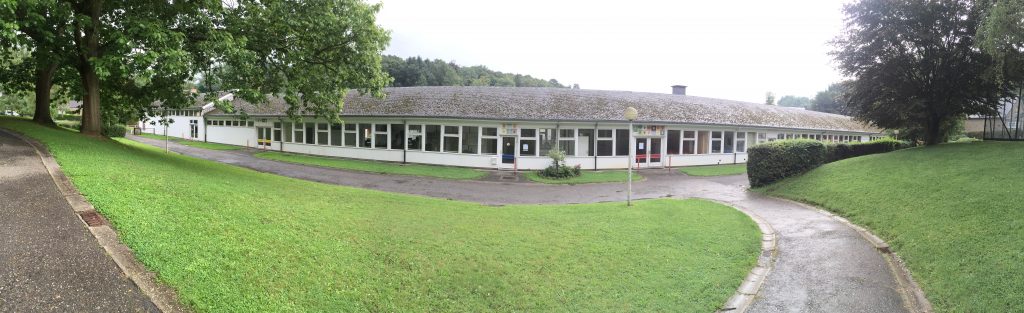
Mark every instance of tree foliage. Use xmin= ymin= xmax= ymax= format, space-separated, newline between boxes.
xmin=381 ymin=55 xmax=566 ymax=88
xmin=765 ymin=92 xmax=775 ymax=105
xmin=810 ymin=83 xmax=847 ymax=114
xmin=833 ymin=0 xmax=1002 ymax=145
xmin=976 ymin=0 xmax=1024 ymax=92
xmin=777 ymin=95 xmax=812 ymax=108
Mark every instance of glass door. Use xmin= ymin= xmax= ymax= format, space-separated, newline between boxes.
xmin=500 ymin=136 xmax=516 ymax=165
xmin=257 ymin=127 xmax=272 ymax=148
xmin=635 ymin=138 xmax=649 ymax=168
xmin=635 ymin=138 xmax=663 ymax=168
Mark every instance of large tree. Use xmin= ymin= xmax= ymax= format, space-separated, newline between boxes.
xmin=833 ymin=0 xmax=1002 ymax=145
xmin=810 ymin=83 xmax=847 ymax=114
xmin=777 ymin=95 xmax=812 ymax=108
xmin=0 ymin=1 xmax=76 ymax=125
xmin=977 ymin=0 xmax=1024 ymax=91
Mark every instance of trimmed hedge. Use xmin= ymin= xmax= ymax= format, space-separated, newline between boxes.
xmin=101 ymin=123 xmax=127 ymax=138
xmin=749 ymin=138 xmax=910 ymax=187
xmin=747 ymin=140 xmax=827 ymax=187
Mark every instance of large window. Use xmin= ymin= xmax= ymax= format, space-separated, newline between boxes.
xmin=443 ymin=126 xmax=460 ymax=153
xmin=462 ymin=126 xmax=478 ymax=154
xmin=538 ymin=128 xmax=557 ymax=156
xmin=596 ymin=129 xmax=613 ymax=156
xmin=481 ymin=127 xmax=498 ymax=154
xmin=359 ymin=123 xmax=372 ymax=147
xmin=391 ymin=124 xmax=405 ymax=150
xmin=682 ymin=131 xmax=696 ymax=154
xmin=344 ymin=124 xmax=357 ymax=146
xmin=698 ymin=131 xmax=710 ymax=154
xmin=578 ymin=129 xmax=595 ymax=156
xmin=736 ymin=132 xmax=747 ymax=153
xmin=667 ymin=130 xmax=680 ymax=154
xmin=724 ymin=131 xmax=735 ymax=153
xmin=304 ymin=123 xmax=315 ymax=144
xmin=408 ymin=125 xmax=422 ymax=150
xmin=520 ymin=128 xmax=537 ymax=156
xmin=615 ymin=129 xmax=629 ymax=156
xmin=317 ymin=123 xmax=329 ymax=145
xmin=293 ymin=123 xmax=304 ymax=143
xmin=711 ymin=131 xmax=723 ymax=153
xmin=375 ymin=124 xmax=389 ymax=149
xmin=558 ymin=128 xmax=575 ymax=156
xmin=425 ymin=125 xmax=441 ymax=152
xmin=330 ymin=124 xmax=342 ymax=146
xmin=284 ymin=122 xmax=292 ymax=142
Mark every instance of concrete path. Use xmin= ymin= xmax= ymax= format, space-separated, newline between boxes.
xmin=130 ymin=135 xmax=911 ymax=312
xmin=0 ymin=131 xmax=157 ymax=312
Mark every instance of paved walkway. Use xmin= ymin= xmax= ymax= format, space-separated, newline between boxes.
xmin=130 ymin=135 xmax=911 ymax=312
xmin=1 ymin=131 xmax=156 ymax=312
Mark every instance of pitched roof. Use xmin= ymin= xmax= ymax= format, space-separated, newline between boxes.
xmin=209 ymin=86 xmax=880 ymax=133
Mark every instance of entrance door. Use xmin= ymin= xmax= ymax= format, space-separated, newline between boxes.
xmin=635 ymin=138 xmax=663 ymax=168
xmin=500 ymin=136 xmax=516 ymax=166
xmin=189 ymin=120 xmax=199 ymax=139
xmin=257 ymin=127 xmax=272 ymax=148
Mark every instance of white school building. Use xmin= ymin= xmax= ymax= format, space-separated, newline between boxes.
xmin=140 ymin=86 xmax=882 ymax=170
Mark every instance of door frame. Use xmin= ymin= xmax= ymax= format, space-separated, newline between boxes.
xmin=499 ymin=135 xmax=517 ymax=170
xmin=634 ymin=137 xmax=664 ymax=168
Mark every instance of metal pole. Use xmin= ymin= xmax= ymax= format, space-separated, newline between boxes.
xmin=627 ymin=121 xmax=633 ymax=206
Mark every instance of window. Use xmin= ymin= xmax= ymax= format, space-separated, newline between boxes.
xmin=206 ymin=120 xmax=212 ymax=125
xmin=359 ymin=123 xmax=372 ymax=147
xmin=425 ymin=125 xmax=441 ymax=152
xmin=443 ymin=125 xmax=460 ymax=152
xmin=407 ymin=125 xmax=422 ymax=150
xmin=481 ymin=127 xmax=498 ymax=154
xmin=462 ymin=126 xmax=478 ymax=154
xmin=711 ymin=131 xmax=723 ymax=153
xmin=538 ymin=128 xmax=557 ymax=156
xmin=284 ymin=123 xmax=292 ymax=142
xmin=596 ymin=129 xmax=613 ymax=156
xmin=682 ymin=131 xmax=697 ymax=154
xmin=248 ymin=121 xmax=254 ymax=127
xmin=615 ymin=129 xmax=629 ymax=156
xmin=293 ymin=123 xmax=303 ymax=143
xmin=520 ymin=128 xmax=537 ymax=156
xmin=724 ymin=131 xmax=735 ymax=153
xmin=317 ymin=123 xmax=329 ymax=145
xmin=273 ymin=122 xmax=282 ymax=142
xmin=558 ymin=128 xmax=575 ymax=156
xmin=578 ymin=129 xmax=595 ymax=156
xmin=330 ymin=124 xmax=342 ymax=146
xmin=305 ymin=123 xmax=315 ymax=144
xmin=667 ymin=130 xmax=680 ymax=154
xmin=391 ymin=124 xmax=405 ymax=150
xmin=697 ymin=131 xmax=710 ymax=154
xmin=344 ymin=123 xmax=356 ymax=146
xmin=757 ymin=132 xmax=767 ymax=144
xmin=737 ymin=132 xmax=747 ymax=153
xmin=375 ymin=124 xmax=389 ymax=149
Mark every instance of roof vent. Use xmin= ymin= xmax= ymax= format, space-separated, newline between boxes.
xmin=671 ymin=85 xmax=687 ymax=96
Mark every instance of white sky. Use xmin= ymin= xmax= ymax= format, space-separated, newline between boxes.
xmin=374 ymin=0 xmax=849 ymax=104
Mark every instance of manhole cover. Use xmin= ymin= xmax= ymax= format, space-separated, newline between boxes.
xmin=79 ymin=211 xmax=106 ymax=227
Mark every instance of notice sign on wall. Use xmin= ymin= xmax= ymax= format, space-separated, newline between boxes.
xmin=633 ymin=125 xmax=665 ymax=138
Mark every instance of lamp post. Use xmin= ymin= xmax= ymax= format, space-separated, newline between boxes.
xmin=624 ymin=107 xmax=638 ymax=206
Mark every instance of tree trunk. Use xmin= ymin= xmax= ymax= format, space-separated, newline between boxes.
xmin=924 ymin=116 xmax=943 ymax=146
xmin=31 ymin=63 xmax=58 ymax=126
xmin=76 ymin=0 xmax=103 ymax=136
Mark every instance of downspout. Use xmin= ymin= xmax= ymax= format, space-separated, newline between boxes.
xmin=402 ymin=120 xmax=408 ymax=164
xmin=593 ymin=122 xmax=598 ymax=171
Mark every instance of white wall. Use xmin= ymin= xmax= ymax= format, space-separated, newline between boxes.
xmin=207 ymin=125 xmax=256 ymax=147
xmin=139 ymin=114 xmax=204 ymax=140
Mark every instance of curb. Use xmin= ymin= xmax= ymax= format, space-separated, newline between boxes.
xmin=696 ymin=198 xmax=778 ymax=313
xmin=2 ymin=129 xmax=189 ymax=313
xmin=777 ymin=198 xmax=933 ymax=313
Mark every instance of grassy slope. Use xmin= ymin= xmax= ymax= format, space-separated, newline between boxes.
xmin=1 ymin=117 xmax=761 ymax=312
xmin=524 ymin=170 xmax=642 ymax=185
xmin=679 ymin=164 xmax=748 ymax=177
xmin=253 ymin=151 xmax=487 ymax=180
xmin=136 ymin=133 xmax=242 ymax=150
xmin=760 ymin=141 xmax=1024 ymax=312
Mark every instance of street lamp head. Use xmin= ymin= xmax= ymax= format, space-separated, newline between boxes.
xmin=624 ymin=106 xmax=638 ymax=121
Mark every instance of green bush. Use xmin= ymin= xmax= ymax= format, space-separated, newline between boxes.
xmin=101 ymin=123 xmax=127 ymax=138
xmin=538 ymin=150 xmax=582 ymax=179
xmin=747 ymin=140 xmax=827 ymax=187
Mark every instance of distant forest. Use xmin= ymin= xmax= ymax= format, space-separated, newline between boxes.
xmin=382 ymin=55 xmax=570 ymax=88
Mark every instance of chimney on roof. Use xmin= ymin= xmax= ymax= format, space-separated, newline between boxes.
xmin=671 ymin=85 xmax=687 ymax=95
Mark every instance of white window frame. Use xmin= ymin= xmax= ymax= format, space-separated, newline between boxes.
xmin=736 ymin=131 xmax=748 ymax=153
xmin=681 ymin=130 xmax=697 ymax=155
xmin=558 ymin=128 xmax=577 ymax=156
xmin=443 ymin=125 xmax=460 ymax=153
xmin=481 ymin=126 xmax=499 ymax=155
xmin=596 ymin=128 xmax=615 ymax=157
xmin=711 ymin=131 xmax=723 ymax=154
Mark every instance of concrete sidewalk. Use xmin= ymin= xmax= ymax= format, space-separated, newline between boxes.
xmin=129 ymin=135 xmax=913 ymax=312
xmin=0 ymin=131 xmax=156 ymax=312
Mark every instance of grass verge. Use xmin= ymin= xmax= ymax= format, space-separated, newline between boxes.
xmin=253 ymin=151 xmax=488 ymax=180
xmin=135 ymin=132 xmax=242 ymax=150
xmin=679 ymin=164 xmax=747 ymax=177
xmin=1 ymin=117 xmax=760 ymax=312
xmin=524 ymin=170 xmax=642 ymax=185
xmin=758 ymin=141 xmax=1024 ymax=312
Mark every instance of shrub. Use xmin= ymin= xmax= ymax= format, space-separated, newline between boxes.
xmin=101 ymin=123 xmax=127 ymax=138
xmin=538 ymin=150 xmax=582 ymax=179
xmin=747 ymin=140 xmax=827 ymax=187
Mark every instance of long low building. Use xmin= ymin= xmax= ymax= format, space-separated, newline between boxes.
xmin=142 ymin=86 xmax=882 ymax=170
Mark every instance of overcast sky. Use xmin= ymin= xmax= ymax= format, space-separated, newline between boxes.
xmin=374 ymin=0 xmax=849 ymax=103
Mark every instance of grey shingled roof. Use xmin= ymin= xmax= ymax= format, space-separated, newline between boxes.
xmin=208 ymin=86 xmax=879 ymax=133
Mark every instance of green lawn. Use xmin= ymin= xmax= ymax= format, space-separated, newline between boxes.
xmin=679 ymin=164 xmax=747 ymax=177
xmin=253 ymin=151 xmax=488 ymax=180
xmin=0 ymin=118 xmax=760 ymax=312
xmin=759 ymin=141 xmax=1024 ymax=312
xmin=136 ymin=132 xmax=242 ymax=150
xmin=524 ymin=170 xmax=643 ymax=185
